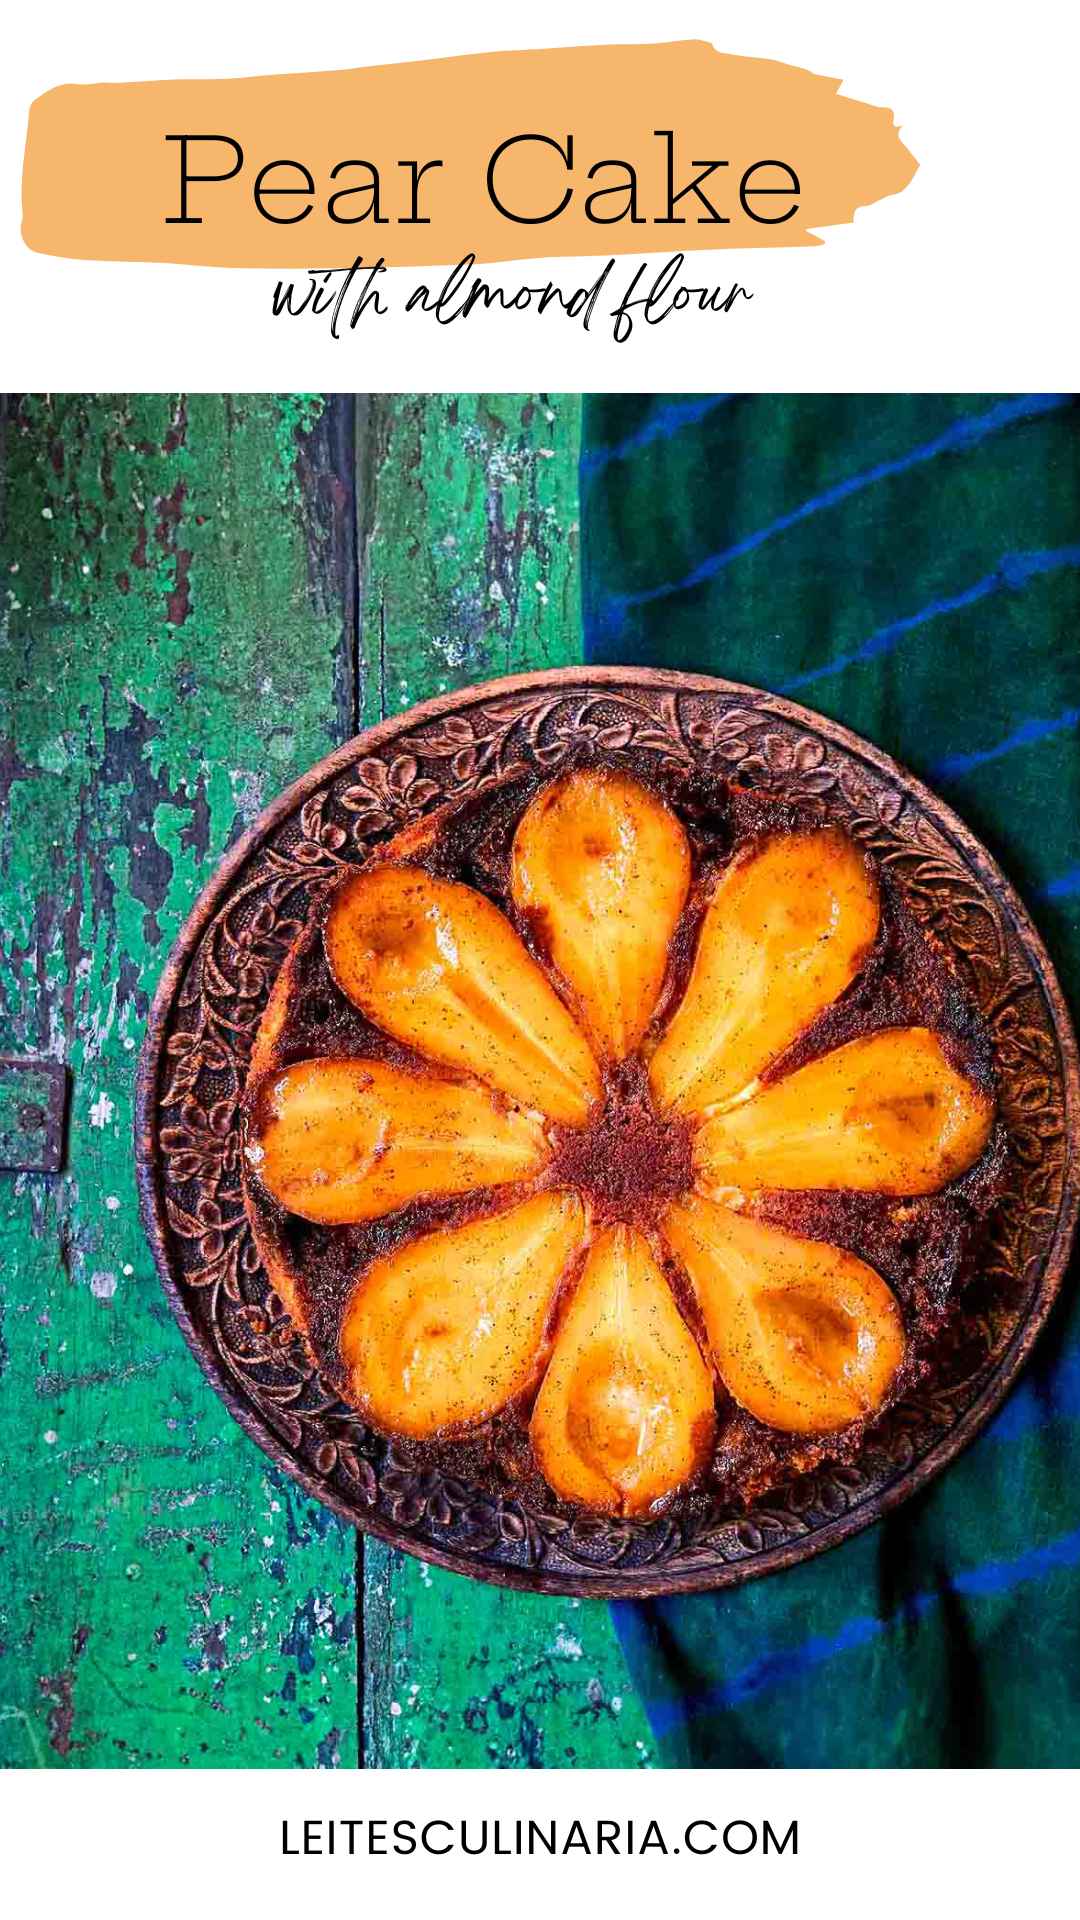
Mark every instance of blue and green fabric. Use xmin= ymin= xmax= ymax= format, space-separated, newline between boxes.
xmin=580 ymin=392 xmax=1080 ymax=1767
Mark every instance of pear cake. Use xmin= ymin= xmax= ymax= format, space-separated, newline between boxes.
xmin=241 ymin=759 xmax=1003 ymax=1519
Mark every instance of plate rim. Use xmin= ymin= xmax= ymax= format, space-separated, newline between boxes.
xmin=135 ymin=664 xmax=1080 ymax=1597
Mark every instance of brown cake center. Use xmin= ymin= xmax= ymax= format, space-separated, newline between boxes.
xmin=548 ymin=1055 xmax=693 ymax=1225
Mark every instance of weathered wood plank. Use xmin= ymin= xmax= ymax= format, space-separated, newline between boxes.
xmin=356 ymin=393 xmax=582 ymax=722
xmin=0 ymin=394 xmax=360 ymax=1767
xmin=355 ymin=393 xmax=653 ymax=1768
xmin=1 ymin=391 xmax=655 ymax=1770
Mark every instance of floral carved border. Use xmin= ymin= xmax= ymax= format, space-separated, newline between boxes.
xmin=137 ymin=673 xmax=1079 ymax=1596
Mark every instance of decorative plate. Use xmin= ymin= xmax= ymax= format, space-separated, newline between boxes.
xmin=136 ymin=668 xmax=1080 ymax=1596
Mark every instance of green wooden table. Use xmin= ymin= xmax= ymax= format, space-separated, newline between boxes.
xmin=0 ymin=393 xmax=652 ymax=1769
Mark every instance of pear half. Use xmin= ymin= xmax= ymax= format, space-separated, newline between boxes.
xmin=511 ymin=767 xmax=691 ymax=1060
xmin=650 ymin=827 xmax=880 ymax=1114
xmin=530 ymin=1223 xmax=715 ymax=1514
xmin=340 ymin=1191 xmax=587 ymax=1437
xmin=695 ymin=1026 xmax=994 ymax=1197
xmin=248 ymin=1056 xmax=549 ymax=1225
xmin=325 ymin=864 xmax=601 ymax=1126
xmin=664 ymin=1194 xmax=905 ymax=1432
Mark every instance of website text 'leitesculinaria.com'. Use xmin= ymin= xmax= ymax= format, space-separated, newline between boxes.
xmin=281 ymin=1817 xmax=798 ymax=1858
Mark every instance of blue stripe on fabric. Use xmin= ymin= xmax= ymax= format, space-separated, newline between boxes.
xmin=1042 ymin=865 xmax=1080 ymax=901
xmin=930 ymin=704 xmax=1080 ymax=781
xmin=589 ymin=394 xmax=1071 ymax=630
xmin=985 ymin=1340 xmax=1080 ymax=1443
xmin=580 ymin=396 xmax=732 ymax=477
xmin=780 ymin=546 xmax=1080 ymax=694
xmin=619 ymin=1520 xmax=1080 ymax=1737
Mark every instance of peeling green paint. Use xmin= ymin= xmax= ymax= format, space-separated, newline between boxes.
xmin=0 ymin=395 xmax=358 ymax=1768
xmin=0 ymin=392 xmax=649 ymax=1770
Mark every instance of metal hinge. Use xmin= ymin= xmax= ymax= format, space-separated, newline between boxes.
xmin=0 ymin=1057 xmax=69 ymax=1172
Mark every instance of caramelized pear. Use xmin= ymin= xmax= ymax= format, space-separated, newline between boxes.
xmin=664 ymin=1194 xmax=904 ymax=1431
xmin=340 ymin=1192 xmax=587 ymax=1437
xmin=511 ymin=767 xmax=691 ymax=1060
xmin=695 ymin=1027 xmax=994 ymax=1196
xmin=248 ymin=1056 xmax=549 ymax=1225
xmin=325 ymin=865 xmax=601 ymax=1125
xmin=530 ymin=1224 xmax=715 ymax=1514
xmin=650 ymin=828 xmax=879 ymax=1114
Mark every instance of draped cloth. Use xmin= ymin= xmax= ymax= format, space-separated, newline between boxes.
xmin=580 ymin=393 xmax=1080 ymax=1767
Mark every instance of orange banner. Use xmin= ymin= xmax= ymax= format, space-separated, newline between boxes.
xmin=23 ymin=41 xmax=916 ymax=268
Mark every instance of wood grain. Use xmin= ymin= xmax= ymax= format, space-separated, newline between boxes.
xmin=0 ymin=391 xmax=650 ymax=1769
xmin=0 ymin=395 xmax=359 ymax=1767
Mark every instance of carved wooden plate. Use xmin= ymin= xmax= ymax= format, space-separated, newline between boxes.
xmin=136 ymin=668 xmax=1080 ymax=1596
